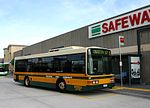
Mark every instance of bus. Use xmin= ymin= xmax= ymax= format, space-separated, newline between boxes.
xmin=0 ymin=63 xmax=9 ymax=76
xmin=0 ymin=67 xmax=8 ymax=76
xmin=13 ymin=46 xmax=115 ymax=92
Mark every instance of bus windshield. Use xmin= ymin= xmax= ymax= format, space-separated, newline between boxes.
xmin=88 ymin=48 xmax=111 ymax=75
xmin=0 ymin=68 xmax=4 ymax=72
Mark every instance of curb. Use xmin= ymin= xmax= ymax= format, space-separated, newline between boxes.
xmin=110 ymin=86 xmax=150 ymax=99
xmin=112 ymin=86 xmax=150 ymax=92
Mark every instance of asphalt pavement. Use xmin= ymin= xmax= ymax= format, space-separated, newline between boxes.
xmin=0 ymin=76 xmax=150 ymax=108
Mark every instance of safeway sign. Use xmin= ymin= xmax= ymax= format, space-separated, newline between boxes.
xmin=88 ymin=6 xmax=150 ymax=38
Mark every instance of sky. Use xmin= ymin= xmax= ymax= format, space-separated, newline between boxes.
xmin=0 ymin=0 xmax=149 ymax=58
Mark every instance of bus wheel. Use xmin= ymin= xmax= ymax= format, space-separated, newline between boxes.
xmin=57 ymin=80 xmax=66 ymax=92
xmin=24 ymin=77 xmax=30 ymax=87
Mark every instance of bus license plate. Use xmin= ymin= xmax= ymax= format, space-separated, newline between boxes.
xmin=103 ymin=84 xmax=107 ymax=87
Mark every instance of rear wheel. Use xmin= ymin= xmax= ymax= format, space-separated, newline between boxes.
xmin=24 ymin=77 xmax=30 ymax=87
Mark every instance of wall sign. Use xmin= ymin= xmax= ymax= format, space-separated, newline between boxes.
xmin=88 ymin=6 xmax=150 ymax=38
xmin=130 ymin=57 xmax=140 ymax=79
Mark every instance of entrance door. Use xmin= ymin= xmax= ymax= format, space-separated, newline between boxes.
xmin=112 ymin=55 xmax=129 ymax=84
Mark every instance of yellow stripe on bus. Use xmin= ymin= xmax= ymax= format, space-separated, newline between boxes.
xmin=14 ymin=72 xmax=113 ymax=78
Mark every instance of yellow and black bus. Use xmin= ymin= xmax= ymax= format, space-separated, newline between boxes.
xmin=14 ymin=46 xmax=115 ymax=92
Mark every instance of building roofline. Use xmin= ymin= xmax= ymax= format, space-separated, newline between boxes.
xmin=8 ymin=44 xmax=27 ymax=47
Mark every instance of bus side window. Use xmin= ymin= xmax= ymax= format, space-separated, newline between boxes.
xmin=67 ymin=54 xmax=85 ymax=73
xmin=72 ymin=60 xmax=84 ymax=73
xmin=63 ymin=60 xmax=72 ymax=72
xmin=15 ymin=60 xmax=27 ymax=72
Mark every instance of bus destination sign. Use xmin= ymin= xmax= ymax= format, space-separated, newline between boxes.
xmin=91 ymin=49 xmax=111 ymax=55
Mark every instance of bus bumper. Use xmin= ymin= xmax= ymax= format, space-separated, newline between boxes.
xmin=66 ymin=83 xmax=115 ymax=91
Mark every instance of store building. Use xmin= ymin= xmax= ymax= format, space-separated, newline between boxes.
xmin=4 ymin=44 xmax=27 ymax=72
xmin=0 ymin=58 xmax=4 ymax=63
xmin=4 ymin=44 xmax=27 ymax=63
xmin=14 ymin=5 xmax=150 ymax=84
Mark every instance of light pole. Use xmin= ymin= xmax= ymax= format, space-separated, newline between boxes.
xmin=119 ymin=36 xmax=124 ymax=87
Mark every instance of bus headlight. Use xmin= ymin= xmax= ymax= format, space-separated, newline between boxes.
xmin=87 ymin=80 xmax=99 ymax=85
xmin=93 ymin=80 xmax=99 ymax=84
xmin=110 ymin=78 xmax=115 ymax=83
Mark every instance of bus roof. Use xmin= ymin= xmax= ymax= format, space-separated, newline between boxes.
xmin=15 ymin=46 xmax=109 ymax=60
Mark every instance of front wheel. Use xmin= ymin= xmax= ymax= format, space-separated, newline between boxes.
xmin=24 ymin=77 xmax=30 ymax=87
xmin=57 ymin=80 xmax=66 ymax=92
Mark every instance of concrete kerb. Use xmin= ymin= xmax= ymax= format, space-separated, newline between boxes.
xmin=112 ymin=86 xmax=150 ymax=92
xmin=109 ymin=85 xmax=150 ymax=99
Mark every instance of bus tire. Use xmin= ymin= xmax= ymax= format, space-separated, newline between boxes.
xmin=56 ymin=79 xmax=66 ymax=92
xmin=24 ymin=76 xmax=30 ymax=87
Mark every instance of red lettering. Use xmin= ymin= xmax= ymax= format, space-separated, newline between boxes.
xmin=141 ymin=10 xmax=150 ymax=24
xmin=115 ymin=18 xmax=121 ymax=30
xmin=122 ymin=16 xmax=129 ymax=28
xmin=129 ymin=12 xmax=141 ymax=26
xmin=109 ymin=21 xmax=115 ymax=32
xmin=101 ymin=9 xmax=150 ymax=35
xmin=102 ymin=23 xmax=108 ymax=33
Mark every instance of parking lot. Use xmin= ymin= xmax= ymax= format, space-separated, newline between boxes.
xmin=0 ymin=77 xmax=150 ymax=108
